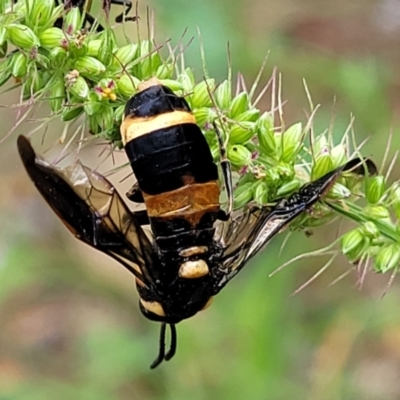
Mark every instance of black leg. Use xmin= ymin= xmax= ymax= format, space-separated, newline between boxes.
xmin=126 ymin=182 xmax=144 ymax=203
xmin=212 ymin=121 xmax=233 ymax=220
xmin=84 ymin=12 xmax=105 ymax=32
xmin=103 ymin=0 xmax=137 ymax=23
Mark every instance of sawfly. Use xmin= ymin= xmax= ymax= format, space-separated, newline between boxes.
xmin=17 ymin=80 xmax=377 ymax=368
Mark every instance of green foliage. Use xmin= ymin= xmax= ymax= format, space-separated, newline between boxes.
xmin=1 ymin=1 xmax=400 ymax=399
xmin=1 ymin=0 xmax=400 ymax=274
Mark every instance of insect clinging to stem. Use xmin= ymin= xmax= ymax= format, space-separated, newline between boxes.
xmin=17 ymin=79 xmax=377 ymax=368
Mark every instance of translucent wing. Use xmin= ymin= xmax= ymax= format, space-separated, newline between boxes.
xmin=17 ymin=135 xmax=159 ymax=286
xmin=213 ymin=158 xmax=377 ymax=291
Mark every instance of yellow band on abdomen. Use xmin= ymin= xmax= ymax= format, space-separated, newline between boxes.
xmin=120 ymin=111 xmax=196 ymax=145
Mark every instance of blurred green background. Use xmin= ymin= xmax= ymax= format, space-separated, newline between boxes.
xmin=2 ymin=0 xmax=400 ymax=399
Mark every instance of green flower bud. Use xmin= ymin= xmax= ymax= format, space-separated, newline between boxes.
xmin=234 ymin=182 xmax=254 ymax=209
xmin=114 ymin=105 xmax=125 ymax=122
xmin=49 ymin=47 xmax=67 ymax=69
xmin=159 ymin=79 xmax=184 ymax=92
xmin=11 ymin=53 xmax=28 ymax=78
xmin=341 ymin=227 xmax=365 ymax=259
xmin=191 ymin=79 xmax=215 ymax=108
xmin=193 ymin=107 xmax=214 ymax=127
xmin=238 ymin=173 xmax=257 ymax=186
xmin=252 ymin=180 xmax=268 ymax=205
xmin=276 ymin=179 xmax=302 ymax=197
xmin=362 ymin=221 xmax=380 ymax=239
xmin=97 ymin=33 xmax=116 ymax=66
xmin=365 ymin=205 xmax=390 ymax=220
xmin=50 ymin=5 xmax=65 ymax=27
xmin=69 ymin=76 xmax=89 ymax=99
xmin=178 ymin=69 xmax=195 ymax=93
xmin=266 ymin=167 xmax=280 ymax=183
xmin=313 ymin=135 xmax=329 ymax=155
xmin=0 ymin=56 xmax=9 ymax=73
xmin=138 ymin=40 xmax=151 ymax=57
xmin=117 ymin=73 xmax=139 ymax=98
xmin=84 ymin=92 xmax=102 ymax=115
xmin=34 ymin=54 xmax=49 ymax=69
xmin=230 ymin=92 xmax=249 ymax=119
xmin=280 ymin=122 xmax=302 ymax=163
xmin=156 ymin=63 xmax=174 ymax=80
xmin=140 ymin=51 xmax=162 ymax=80
xmin=10 ymin=0 xmax=33 ymax=18
xmin=0 ymin=41 xmax=6 ymax=59
xmin=74 ymin=57 xmax=106 ymax=79
xmin=366 ymin=175 xmax=385 ymax=204
xmin=64 ymin=7 xmax=82 ymax=33
xmin=331 ymin=144 xmax=347 ymax=168
xmin=62 ymin=106 xmax=84 ymax=121
xmin=24 ymin=70 xmax=46 ymax=97
xmin=229 ymin=121 xmax=255 ymax=144
xmin=236 ymin=109 xmax=260 ymax=123
xmin=88 ymin=114 xmax=101 ymax=134
xmin=113 ymin=43 xmax=138 ymax=67
xmin=214 ymin=80 xmax=231 ymax=110
xmin=374 ymin=243 xmax=400 ymax=273
xmin=257 ymin=113 xmax=276 ymax=155
xmin=325 ymin=182 xmax=351 ymax=200
xmin=7 ymin=24 xmax=39 ymax=49
xmin=30 ymin=0 xmax=54 ymax=28
xmin=87 ymin=39 xmax=102 ymax=57
xmin=0 ymin=59 xmax=11 ymax=86
xmin=275 ymin=163 xmax=294 ymax=179
xmin=39 ymin=27 xmax=64 ymax=49
xmin=49 ymin=78 xmax=65 ymax=112
xmin=312 ymin=151 xmax=333 ymax=180
xmin=227 ymin=145 xmax=252 ymax=168
xmin=0 ymin=27 xmax=7 ymax=57
xmin=69 ymin=40 xmax=88 ymax=58
xmin=95 ymin=106 xmax=114 ymax=133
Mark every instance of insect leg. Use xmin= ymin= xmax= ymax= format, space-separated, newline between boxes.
xmin=103 ymin=0 xmax=137 ymax=23
xmin=83 ymin=12 xmax=105 ymax=32
xmin=125 ymin=184 xmax=149 ymax=224
xmin=213 ymin=121 xmax=233 ymax=221
xmin=126 ymin=182 xmax=144 ymax=203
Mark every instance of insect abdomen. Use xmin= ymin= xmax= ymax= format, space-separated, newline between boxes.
xmin=120 ymin=84 xmax=221 ymax=247
xmin=124 ymin=123 xmax=218 ymax=195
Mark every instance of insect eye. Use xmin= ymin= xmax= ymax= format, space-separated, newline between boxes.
xmin=178 ymin=260 xmax=209 ymax=279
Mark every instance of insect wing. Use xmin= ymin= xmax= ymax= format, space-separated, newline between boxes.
xmin=17 ymin=135 xmax=157 ymax=285
xmin=215 ymin=158 xmax=376 ymax=290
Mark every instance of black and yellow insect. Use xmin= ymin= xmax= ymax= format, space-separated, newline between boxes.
xmin=17 ymin=80 xmax=376 ymax=368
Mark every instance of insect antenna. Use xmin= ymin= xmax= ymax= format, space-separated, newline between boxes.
xmin=164 ymin=324 xmax=177 ymax=361
xmin=150 ymin=323 xmax=177 ymax=368
xmin=151 ymin=322 xmax=166 ymax=369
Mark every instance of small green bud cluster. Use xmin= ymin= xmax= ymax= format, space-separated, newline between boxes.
xmin=3 ymin=2 xmax=400 ymax=279
xmin=334 ymin=174 xmax=400 ymax=274
xmin=0 ymin=4 xmax=372 ymax=212
xmin=0 ymin=3 xmax=171 ymax=141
